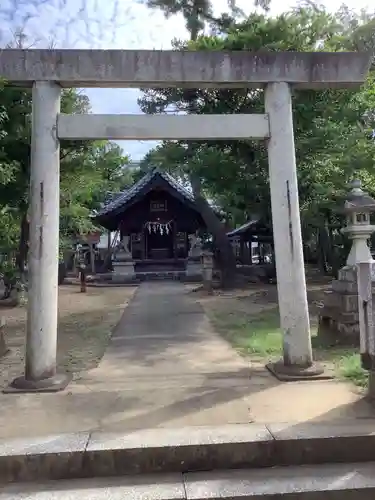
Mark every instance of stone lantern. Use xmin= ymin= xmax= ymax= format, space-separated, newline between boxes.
xmin=112 ymin=235 xmax=136 ymax=283
xmin=341 ymin=179 xmax=375 ymax=266
xmin=318 ymin=179 xmax=375 ymax=345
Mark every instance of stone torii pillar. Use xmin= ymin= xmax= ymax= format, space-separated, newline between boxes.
xmin=265 ymin=82 xmax=323 ymax=380
xmin=6 ymin=82 xmax=70 ymax=393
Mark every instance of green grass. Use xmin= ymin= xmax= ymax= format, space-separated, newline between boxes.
xmin=336 ymin=354 xmax=368 ymax=388
xmin=211 ymin=307 xmax=368 ymax=388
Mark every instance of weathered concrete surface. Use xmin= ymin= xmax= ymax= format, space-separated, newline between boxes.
xmin=0 ymin=474 xmax=186 ymax=499
xmin=86 ymin=282 xmax=250 ymax=378
xmin=185 ymin=463 xmax=375 ymax=499
xmin=0 ymin=50 xmax=371 ymax=88
xmin=0 ymin=433 xmax=90 ymax=483
xmin=265 ymin=81 xmax=312 ymax=367
xmin=2 ymin=463 xmax=375 ymax=499
xmin=0 ymin=282 xmax=374 ymax=440
xmin=0 ymin=282 xmax=253 ymax=437
xmin=27 ymin=81 xmax=60 ymax=380
xmin=57 ymin=114 xmax=270 ymax=141
xmin=4 ymin=422 xmax=375 ymax=482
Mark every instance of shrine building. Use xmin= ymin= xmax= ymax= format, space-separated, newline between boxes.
xmin=94 ymin=168 xmax=207 ymax=271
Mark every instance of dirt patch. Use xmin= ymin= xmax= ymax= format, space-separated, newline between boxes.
xmin=0 ymin=285 xmax=137 ymax=388
xmin=193 ymin=279 xmax=368 ymax=387
xmin=194 ymin=281 xmax=330 ymax=329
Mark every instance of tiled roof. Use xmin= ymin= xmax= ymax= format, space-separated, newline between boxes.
xmin=344 ymin=180 xmax=375 ymax=209
xmin=96 ymin=168 xmax=195 ymax=217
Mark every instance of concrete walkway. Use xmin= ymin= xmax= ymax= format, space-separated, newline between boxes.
xmin=85 ymin=282 xmax=250 ymax=382
xmin=73 ymin=282 xmax=253 ymax=428
xmin=0 ymin=282 xmax=254 ymax=438
xmin=0 ymin=282 xmax=374 ymax=439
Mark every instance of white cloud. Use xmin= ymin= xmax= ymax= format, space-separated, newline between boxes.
xmin=1 ymin=0 xmax=373 ymax=160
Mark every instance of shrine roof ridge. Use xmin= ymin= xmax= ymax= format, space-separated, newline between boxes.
xmin=95 ymin=168 xmax=194 ymax=218
xmin=227 ymin=219 xmax=262 ymax=237
xmin=0 ymin=50 xmax=371 ymax=89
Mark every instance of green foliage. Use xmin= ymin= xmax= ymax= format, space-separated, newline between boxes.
xmin=0 ymin=80 xmax=132 ymax=268
xmin=0 ymin=259 xmax=19 ymax=284
xmin=140 ymin=0 xmax=252 ymax=36
xmin=60 ymin=140 xmax=132 ymax=238
xmin=139 ymin=4 xmax=375 ymax=270
xmin=337 ymin=354 xmax=368 ymax=387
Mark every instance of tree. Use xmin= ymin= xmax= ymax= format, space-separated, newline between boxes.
xmin=0 ymin=84 xmax=132 ymax=285
xmin=140 ymin=5 xmax=375 ymax=277
xmin=140 ymin=0 xmax=274 ymax=287
xmin=59 ymin=140 xmax=133 ymax=241
xmin=141 ymin=0 xmax=250 ymax=37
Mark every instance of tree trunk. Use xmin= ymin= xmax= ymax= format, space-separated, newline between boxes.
xmin=89 ymin=243 xmax=96 ymax=274
xmin=189 ymin=173 xmax=237 ymax=288
xmin=107 ymin=230 xmax=111 ymax=252
xmin=317 ymin=224 xmax=330 ymax=275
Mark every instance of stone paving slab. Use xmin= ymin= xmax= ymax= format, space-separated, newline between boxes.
xmin=0 ymin=384 xmax=253 ymax=439
xmin=0 ymin=432 xmax=90 ymax=483
xmin=266 ymin=421 xmax=375 ymax=466
xmin=3 ymin=422 xmax=375 ymax=483
xmin=1 ymin=464 xmax=375 ymax=499
xmin=0 ymin=474 xmax=185 ymax=500
xmin=184 ymin=462 xmax=375 ymax=499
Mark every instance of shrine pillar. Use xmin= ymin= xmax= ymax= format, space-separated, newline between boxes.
xmin=7 ymin=82 xmax=70 ymax=393
xmin=265 ymin=82 xmax=320 ymax=379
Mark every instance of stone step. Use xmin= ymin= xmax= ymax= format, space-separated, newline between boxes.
xmin=185 ymin=462 xmax=375 ymax=499
xmin=0 ymin=474 xmax=184 ymax=499
xmin=1 ymin=463 xmax=375 ymax=499
xmin=136 ymin=271 xmax=186 ymax=281
xmin=2 ymin=422 xmax=375 ymax=483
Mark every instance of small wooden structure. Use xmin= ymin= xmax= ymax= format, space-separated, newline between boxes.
xmin=93 ymin=168 xmax=207 ymax=271
xmin=227 ymin=219 xmax=273 ymax=265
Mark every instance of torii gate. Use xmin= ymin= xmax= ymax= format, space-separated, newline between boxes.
xmin=0 ymin=49 xmax=371 ymax=392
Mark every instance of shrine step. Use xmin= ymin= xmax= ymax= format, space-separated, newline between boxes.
xmin=2 ymin=423 xmax=375 ymax=484
xmin=1 ymin=463 xmax=375 ymax=499
xmin=136 ymin=271 xmax=186 ymax=281
xmin=185 ymin=463 xmax=375 ymax=499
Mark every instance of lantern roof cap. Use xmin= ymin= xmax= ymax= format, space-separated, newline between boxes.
xmin=344 ymin=179 xmax=375 ymax=213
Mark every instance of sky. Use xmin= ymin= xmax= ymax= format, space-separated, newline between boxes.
xmin=0 ymin=0 xmax=373 ymax=161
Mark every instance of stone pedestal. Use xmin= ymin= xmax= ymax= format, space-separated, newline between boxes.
xmin=186 ymin=256 xmax=203 ymax=279
xmin=318 ymin=265 xmax=374 ymax=345
xmin=112 ymin=252 xmax=136 ymax=283
xmin=202 ymin=250 xmax=214 ymax=293
xmin=112 ymin=261 xmax=135 ymax=282
xmin=186 ymin=234 xmax=203 ymax=280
